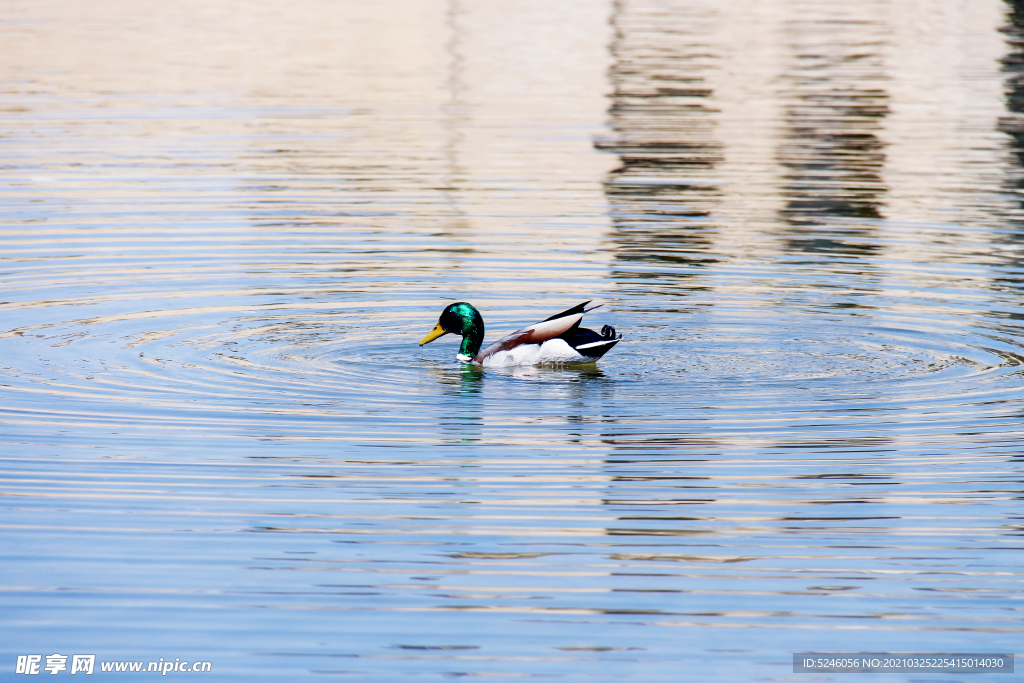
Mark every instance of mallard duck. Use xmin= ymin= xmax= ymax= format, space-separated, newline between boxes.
xmin=419 ymin=301 xmax=621 ymax=367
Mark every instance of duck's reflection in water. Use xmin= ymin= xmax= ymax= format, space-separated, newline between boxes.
xmin=426 ymin=361 xmax=609 ymax=388
xmin=424 ymin=364 xmax=485 ymax=443
xmin=424 ymin=362 xmax=615 ymax=446
xmin=495 ymin=363 xmax=607 ymax=383
xmin=426 ymin=362 xmax=485 ymax=394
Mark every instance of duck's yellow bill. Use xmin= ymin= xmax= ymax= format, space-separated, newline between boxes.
xmin=419 ymin=322 xmax=447 ymax=346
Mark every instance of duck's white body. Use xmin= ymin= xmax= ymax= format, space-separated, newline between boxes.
xmin=478 ymin=338 xmax=587 ymax=367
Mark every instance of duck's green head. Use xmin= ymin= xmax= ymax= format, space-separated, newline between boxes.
xmin=419 ymin=302 xmax=485 ymax=361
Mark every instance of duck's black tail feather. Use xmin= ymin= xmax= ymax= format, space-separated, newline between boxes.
xmin=560 ymin=325 xmax=622 ymax=360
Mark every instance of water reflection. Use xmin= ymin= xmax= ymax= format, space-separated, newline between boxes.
xmin=777 ymin=10 xmax=888 ymax=254
xmin=427 ymin=363 xmax=485 ymax=395
xmin=601 ymin=0 xmax=723 ymax=290
xmin=1002 ymin=0 xmax=1024 ymax=230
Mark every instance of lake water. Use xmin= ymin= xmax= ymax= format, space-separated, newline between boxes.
xmin=2 ymin=0 xmax=1024 ymax=680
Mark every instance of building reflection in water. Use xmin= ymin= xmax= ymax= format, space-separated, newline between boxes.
xmin=776 ymin=6 xmax=888 ymax=256
xmin=1002 ymin=0 xmax=1024 ymax=237
xmin=599 ymin=0 xmax=724 ymax=293
xmin=601 ymin=1 xmax=892 ymax=273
